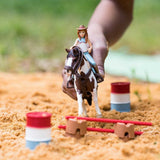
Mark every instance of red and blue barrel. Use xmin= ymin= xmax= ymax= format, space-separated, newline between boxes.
xmin=111 ymin=82 xmax=130 ymax=112
xmin=26 ymin=112 xmax=52 ymax=150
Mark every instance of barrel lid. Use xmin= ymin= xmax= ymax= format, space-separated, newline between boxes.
xmin=111 ymin=82 xmax=130 ymax=93
xmin=26 ymin=112 xmax=52 ymax=128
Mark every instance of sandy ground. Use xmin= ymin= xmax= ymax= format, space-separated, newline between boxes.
xmin=0 ymin=72 xmax=160 ymax=160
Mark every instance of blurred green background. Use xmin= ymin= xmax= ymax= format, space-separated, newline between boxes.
xmin=0 ymin=0 xmax=159 ymax=72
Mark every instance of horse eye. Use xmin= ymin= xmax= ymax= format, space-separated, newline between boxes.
xmin=75 ymin=52 xmax=79 ymax=56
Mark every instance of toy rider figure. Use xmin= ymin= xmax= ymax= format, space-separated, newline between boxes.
xmin=72 ymin=25 xmax=104 ymax=83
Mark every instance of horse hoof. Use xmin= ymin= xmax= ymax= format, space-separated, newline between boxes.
xmin=96 ymin=114 xmax=102 ymax=118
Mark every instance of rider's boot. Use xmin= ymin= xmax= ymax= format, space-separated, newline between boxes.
xmin=92 ymin=65 xmax=104 ymax=83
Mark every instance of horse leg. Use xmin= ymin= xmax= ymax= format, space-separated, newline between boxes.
xmin=77 ymin=93 xmax=84 ymax=116
xmin=82 ymin=101 xmax=88 ymax=117
xmin=92 ymin=88 xmax=102 ymax=118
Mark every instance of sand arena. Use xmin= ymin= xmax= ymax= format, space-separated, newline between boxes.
xmin=0 ymin=72 xmax=160 ymax=160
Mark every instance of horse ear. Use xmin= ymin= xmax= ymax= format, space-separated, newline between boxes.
xmin=65 ymin=48 xmax=70 ymax=53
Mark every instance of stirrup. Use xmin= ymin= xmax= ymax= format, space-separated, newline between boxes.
xmin=95 ymin=73 xmax=104 ymax=83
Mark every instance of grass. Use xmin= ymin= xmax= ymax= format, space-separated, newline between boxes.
xmin=0 ymin=0 xmax=159 ymax=72
xmin=134 ymin=90 xmax=142 ymax=102
xmin=0 ymin=0 xmax=99 ymax=72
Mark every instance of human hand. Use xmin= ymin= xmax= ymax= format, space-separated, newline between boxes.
xmin=88 ymin=24 xmax=108 ymax=78
xmin=88 ymin=48 xmax=92 ymax=54
xmin=87 ymin=0 xmax=134 ymax=78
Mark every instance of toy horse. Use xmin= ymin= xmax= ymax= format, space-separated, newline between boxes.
xmin=64 ymin=46 xmax=102 ymax=117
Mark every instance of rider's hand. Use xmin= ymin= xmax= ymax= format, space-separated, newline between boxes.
xmin=88 ymin=48 xmax=92 ymax=54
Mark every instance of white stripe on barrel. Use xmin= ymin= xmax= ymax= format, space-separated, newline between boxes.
xmin=26 ymin=127 xmax=51 ymax=141
xmin=111 ymin=93 xmax=130 ymax=104
xmin=26 ymin=112 xmax=52 ymax=150
xmin=111 ymin=82 xmax=130 ymax=112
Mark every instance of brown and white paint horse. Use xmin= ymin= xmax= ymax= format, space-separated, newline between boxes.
xmin=64 ymin=46 xmax=102 ymax=117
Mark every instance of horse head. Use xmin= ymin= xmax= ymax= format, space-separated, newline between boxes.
xmin=64 ymin=46 xmax=83 ymax=75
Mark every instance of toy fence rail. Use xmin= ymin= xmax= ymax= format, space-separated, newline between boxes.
xmin=65 ymin=116 xmax=152 ymax=126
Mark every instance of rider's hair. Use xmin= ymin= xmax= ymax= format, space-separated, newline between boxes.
xmin=77 ymin=29 xmax=88 ymax=43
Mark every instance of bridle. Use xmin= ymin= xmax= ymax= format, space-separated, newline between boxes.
xmin=64 ymin=47 xmax=83 ymax=75
xmin=64 ymin=47 xmax=92 ymax=88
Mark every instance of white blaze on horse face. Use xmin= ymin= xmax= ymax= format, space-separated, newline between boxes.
xmin=65 ymin=57 xmax=73 ymax=77
xmin=66 ymin=57 xmax=73 ymax=67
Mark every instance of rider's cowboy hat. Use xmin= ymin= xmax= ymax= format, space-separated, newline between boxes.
xmin=77 ymin=25 xmax=87 ymax=30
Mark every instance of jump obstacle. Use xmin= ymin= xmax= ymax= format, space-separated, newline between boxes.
xmin=58 ymin=116 xmax=152 ymax=140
